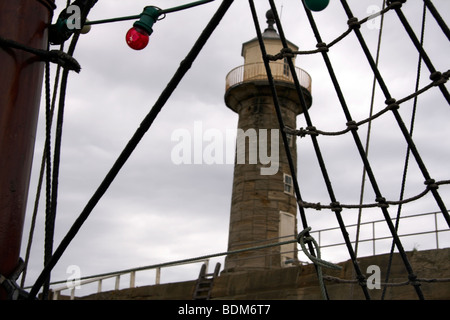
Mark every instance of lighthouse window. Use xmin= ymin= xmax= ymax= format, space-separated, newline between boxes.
xmin=283 ymin=57 xmax=290 ymax=77
xmin=284 ymin=126 xmax=294 ymax=147
xmin=286 ymin=133 xmax=293 ymax=147
xmin=283 ymin=173 xmax=293 ymax=195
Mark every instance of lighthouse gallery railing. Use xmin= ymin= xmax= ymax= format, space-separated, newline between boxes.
xmin=225 ymin=62 xmax=312 ymax=93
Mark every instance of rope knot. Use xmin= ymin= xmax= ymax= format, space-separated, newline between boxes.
xmin=306 ymin=126 xmax=319 ymax=137
xmin=0 ymin=260 xmax=29 ymax=300
xmin=408 ymin=273 xmax=420 ymax=286
xmin=266 ymin=53 xmax=280 ymax=61
xmin=347 ymin=17 xmax=361 ymax=30
xmin=47 ymin=50 xmax=82 ymax=73
xmin=346 ymin=121 xmax=358 ymax=131
xmin=296 ymin=228 xmax=342 ymax=270
xmin=376 ymin=197 xmax=389 ymax=208
xmin=297 ymin=227 xmax=342 ymax=300
xmin=385 ymin=98 xmax=396 ymax=105
xmin=297 ymin=128 xmax=308 ymax=138
xmin=430 ymin=71 xmax=442 ymax=82
xmin=0 ymin=36 xmax=81 ymax=72
xmin=357 ymin=274 xmax=367 ymax=287
xmin=424 ymin=179 xmax=439 ymax=190
xmin=443 ymin=70 xmax=450 ymax=80
xmin=387 ymin=0 xmax=406 ymax=9
xmin=302 ymin=236 xmax=314 ymax=245
xmin=267 ymin=48 xmax=295 ymax=61
xmin=385 ymin=98 xmax=399 ymax=110
xmin=330 ymin=202 xmax=342 ymax=212
xmin=429 ymin=71 xmax=448 ymax=86
xmin=298 ymin=200 xmax=322 ymax=210
xmin=281 ymin=47 xmax=295 ymax=58
xmin=316 ymin=42 xmax=329 ymax=53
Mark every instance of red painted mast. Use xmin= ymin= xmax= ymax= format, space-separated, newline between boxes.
xmin=0 ymin=0 xmax=56 ymax=299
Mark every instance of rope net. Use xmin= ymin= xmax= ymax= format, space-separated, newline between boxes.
xmin=257 ymin=0 xmax=449 ymax=300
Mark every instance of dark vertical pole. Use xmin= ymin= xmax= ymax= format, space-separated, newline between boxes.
xmin=0 ymin=0 xmax=55 ymax=299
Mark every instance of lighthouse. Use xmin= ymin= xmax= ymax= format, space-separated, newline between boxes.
xmin=223 ymin=10 xmax=312 ymax=272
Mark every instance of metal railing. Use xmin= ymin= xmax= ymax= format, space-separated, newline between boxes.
xmin=225 ymin=62 xmax=312 ymax=93
xmin=224 ymin=211 xmax=449 ymax=267
xmin=48 ymin=258 xmax=211 ymax=300
xmin=306 ymin=211 xmax=449 ymax=260
xmin=45 ymin=211 xmax=448 ymax=299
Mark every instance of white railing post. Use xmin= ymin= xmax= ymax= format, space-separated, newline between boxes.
xmin=97 ymin=279 xmax=102 ymax=293
xmin=115 ymin=275 xmax=120 ymax=290
xmin=204 ymin=259 xmax=210 ymax=274
xmin=434 ymin=212 xmax=439 ymax=249
xmin=130 ymin=271 xmax=136 ymax=288
xmin=155 ymin=268 xmax=161 ymax=285
xmin=70 ymin=287 xmax=75 ymax=300
xmin=372 ymin=221 xmax=376 ymax=256
xmin=318 ymin=230 xmax=321 ymax=248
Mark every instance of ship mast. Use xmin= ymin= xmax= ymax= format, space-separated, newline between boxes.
xmin=0 ymin=0 xmax=56 ymax=299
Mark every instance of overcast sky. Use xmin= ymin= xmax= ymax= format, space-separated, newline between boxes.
xmin=20 ymin=0 xmax=449 ymax=296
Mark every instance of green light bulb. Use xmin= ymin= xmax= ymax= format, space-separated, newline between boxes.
xmin=304 ymin=0 xmax=330 ymax=12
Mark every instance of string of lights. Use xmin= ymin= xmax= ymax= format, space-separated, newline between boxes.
xmin=50 ymin=0 xmax=217 ymax=50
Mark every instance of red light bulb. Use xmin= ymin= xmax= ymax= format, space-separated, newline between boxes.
xmin=126 ymin=26 xmax=149 ymax=50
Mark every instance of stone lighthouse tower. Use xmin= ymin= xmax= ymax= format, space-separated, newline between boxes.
xmin=223 ymin=10 xmax=312 ymax=272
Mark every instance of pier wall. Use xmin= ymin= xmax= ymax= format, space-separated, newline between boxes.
xmin=78 ymin=248 xmax=450 ymax=300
